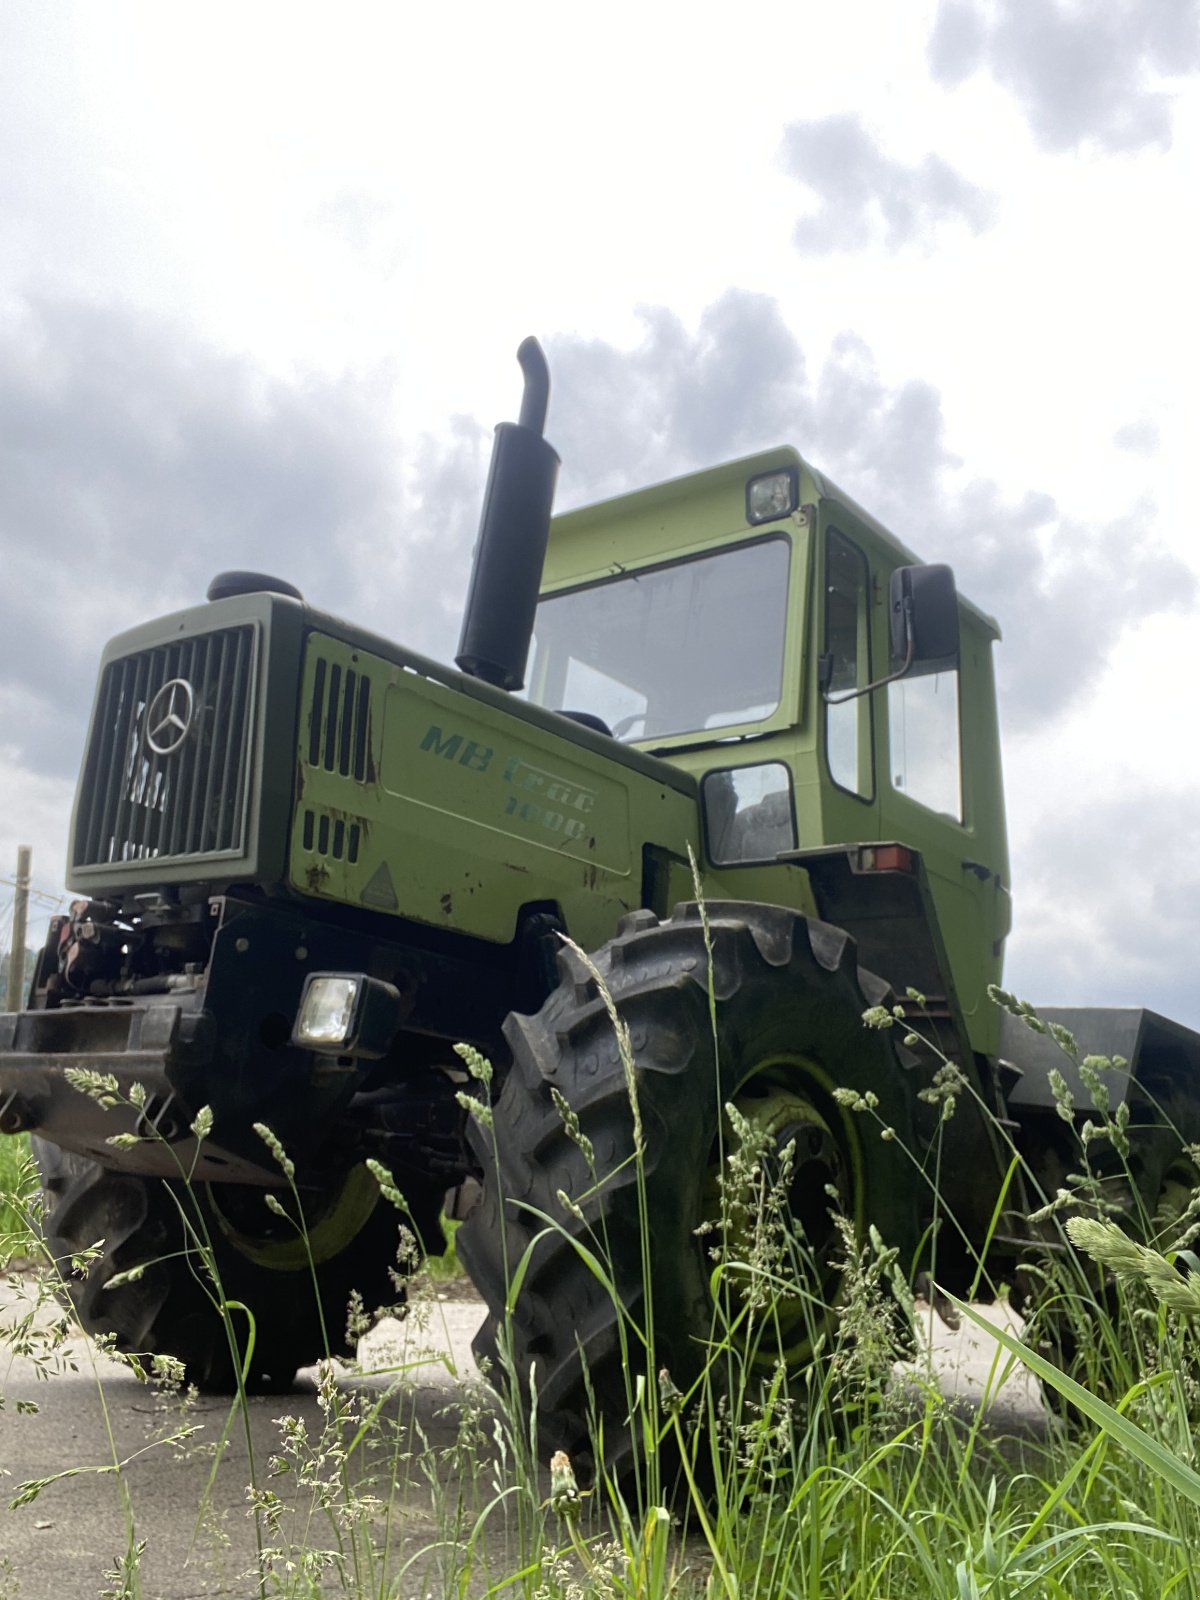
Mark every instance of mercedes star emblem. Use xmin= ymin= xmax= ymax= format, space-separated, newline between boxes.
xmin=145 ymin=678 xmax=196 ymax=756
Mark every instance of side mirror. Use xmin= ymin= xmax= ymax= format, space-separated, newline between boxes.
xmin=889 ymin=564 xmax=959 ymax=676
xmin=823 ymin=561 xmax=961 ymax=707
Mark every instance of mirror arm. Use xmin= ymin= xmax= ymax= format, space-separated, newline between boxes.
xmin=822 ymin=599 xmax=915 ymax=705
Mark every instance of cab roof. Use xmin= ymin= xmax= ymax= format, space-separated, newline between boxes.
xmin=548 ymin=447 xmax=1001 ymax=641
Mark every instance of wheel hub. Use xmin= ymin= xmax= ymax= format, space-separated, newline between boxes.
xmin=705 ymin=1073 xmax=861 ymax=1363
xmin=770 ymin=1115 xmax=848 ymax=1254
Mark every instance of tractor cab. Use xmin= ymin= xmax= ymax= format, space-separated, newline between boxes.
xmin=530 ymin=448 xmax=1012 ymax=1055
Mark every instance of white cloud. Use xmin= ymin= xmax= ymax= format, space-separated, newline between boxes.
xmin=930 ymin=0 xmax=1200 ymax=153
xmin=0 ymin=751 xmax=74 ymax=926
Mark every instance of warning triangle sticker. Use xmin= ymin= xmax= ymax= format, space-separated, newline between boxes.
xmin=361 ymin=860 xmax=398 ymax=911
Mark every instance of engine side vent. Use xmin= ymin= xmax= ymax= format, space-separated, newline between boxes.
xmin=307 ymin=659 xmax=373 ymax=781
xmin=301 ymin=809 xmax=362 ymax=864
xmin=74 ymin=626 xmax=257 ymax=868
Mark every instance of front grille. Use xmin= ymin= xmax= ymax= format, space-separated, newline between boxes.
xmin=74 ymin=626 xmax=257 ymax=868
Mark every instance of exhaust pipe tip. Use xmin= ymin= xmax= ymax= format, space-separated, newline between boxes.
xmin=516 ymin=337 xmax=550 ymax=435
xmin=455 ymin=338 xmax=561 ymax=692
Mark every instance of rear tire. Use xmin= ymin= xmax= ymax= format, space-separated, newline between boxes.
xmin=457 ymin=902 xmax=921 ymax=1475
xmin=32 ymin=1137 xmax=438 ymax=1390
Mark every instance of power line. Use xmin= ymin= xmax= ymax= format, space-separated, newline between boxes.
xmin=0 ymin=875 xmax=65 ymax=908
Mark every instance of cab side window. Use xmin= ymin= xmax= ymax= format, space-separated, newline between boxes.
xmin=702 ymin=763 xmax=796 ymax=865
xmin=888 ymin=672 xmax=962 ymax=820
xmin=823 ymin=531 xmax=873 ymax=799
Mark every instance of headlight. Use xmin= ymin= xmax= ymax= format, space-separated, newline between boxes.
xmin=292 ymin=973 xmax=403 ymax=1058
xmin=745 ymin=468 xmax=799 ymax=525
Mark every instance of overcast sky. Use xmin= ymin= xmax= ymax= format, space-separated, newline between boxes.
xmin=2 ymin=1 xmax=1198 ymax=1026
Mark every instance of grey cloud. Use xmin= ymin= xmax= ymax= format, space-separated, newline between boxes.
xmin=384 ymin=413 xmax=492 ymax=653
xmin=1010 ymin=788 xmax=1200 ymax=1025
xmin=548 ymin=292 xmax=812 ymax=505
xmin=929 ymin=0 xmax=1200 ymax=153
xmin=547 ymin=291 xmax=1193 ymax=730
xmin=798 ymin=351 xmax=1192 ymax=727
xmin=954 ymin=493 xmax=1193 ymax=726
xmin=1114 ymin=419 xmax=1160 ymax=455
xmin=928 ymin=0 xmax=988 ymax=80
xmin=790 ymin=389 xmax=1193 ymax=727
xmin=779 ymin=115 xmax=996 ymax=253
xmin=807 ymin=333 xmax=957 ymax=512
xmin=0 ymin=296 xmax=477 ymax=781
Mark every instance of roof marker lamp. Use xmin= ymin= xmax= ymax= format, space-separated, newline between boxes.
xmin=292 ymin=973 xmax=403 ymax=1059
xmin=746 ymin=468 xmax=799 ymax=525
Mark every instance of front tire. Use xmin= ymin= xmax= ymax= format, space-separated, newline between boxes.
xmin=32 ymin=1138 xmax=438 ymax=1390
xmin=457 ymin=902 xmax=921 ymax=1472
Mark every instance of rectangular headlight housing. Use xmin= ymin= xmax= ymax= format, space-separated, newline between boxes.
xmin=746 ymin=467 xmax=799 ymax=525
xmin=292 ymin=972 xmax=402 ymax=1058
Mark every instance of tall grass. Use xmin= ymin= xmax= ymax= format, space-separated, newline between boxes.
xmin=4 ymin=981 xmax=1200 ymax=1597
xmin=0 ymin=1130 xmax=30 ymax=1254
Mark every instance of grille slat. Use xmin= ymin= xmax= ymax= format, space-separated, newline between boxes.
xmin=73 ymin=625 xmax=257 ymax=870
xmin=108 ymin=652 xmax=151 ymax=864
xmin=197 ymin=632 xmax=231 ymax=855
xmin=175 ymin=634 xmax=211 ymax=856
xmin=353 ymin=676 xmax=370 ymax=780
xmin=338 ymin=670 xmax=356 ymax=775
xmin=228 ymin=633 xmax=253 ymax=842
xmin=85 ymin=661 xmax=124 ymax=864
xmin=323 ymin=664 xmax=342 ymax=769
xmin=162 ymin=643 xmax=186 ymax=859
xmin=214 ymin=631 xmax=251 ymax=853
xmin=143 ymin=641 xmax=178 ymax=860
xmin=308 ymin=657 xmax=327 ymax=767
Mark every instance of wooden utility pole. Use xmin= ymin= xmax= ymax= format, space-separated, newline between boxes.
xmin=6 ymin=844 xmax=31 ymax=1011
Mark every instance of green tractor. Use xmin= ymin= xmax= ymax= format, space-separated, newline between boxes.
xmin=2 ymin=340 xmax=1196 ymax=1458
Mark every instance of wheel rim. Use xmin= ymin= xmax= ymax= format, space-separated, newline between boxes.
xmin=208 ymin=1164 xmax=381 ymax=1271
xmin=705 ymin=1057 xmax=864 ymax=1365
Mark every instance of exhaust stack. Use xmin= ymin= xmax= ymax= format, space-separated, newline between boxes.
xmin=455 ymin=337 xmax=560 ymax=692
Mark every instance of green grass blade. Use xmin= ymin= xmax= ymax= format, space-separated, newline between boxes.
xmin=950 ymin=1295 xmax=1200 ymax=1506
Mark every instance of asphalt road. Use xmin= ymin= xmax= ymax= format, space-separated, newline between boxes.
xmin=0 ymin=1272 xmax=1047 ymax=1600
xmin=1 ymin=1276 xmax=494 ymax=1599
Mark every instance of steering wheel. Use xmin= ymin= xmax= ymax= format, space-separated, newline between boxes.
xmin=611 ymin=712 xmax=647 ymax=740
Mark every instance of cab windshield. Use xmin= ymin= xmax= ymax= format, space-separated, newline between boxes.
xmin=527 ymin=537 xmax=790 ymax=742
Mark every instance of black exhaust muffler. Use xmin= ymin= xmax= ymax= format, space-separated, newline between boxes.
xmin=455 ymin=338 xmax=560 ymax=692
